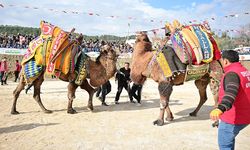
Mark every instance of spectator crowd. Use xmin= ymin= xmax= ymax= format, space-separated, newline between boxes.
xmin=0 ymin=33 xmax=36 ymax=49
xmin=81 ymin=39 xmax=133 ymax=53
xmin=0 ymin=33 xmax=133 ymax=53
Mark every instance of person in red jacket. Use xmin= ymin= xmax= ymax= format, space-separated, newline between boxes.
xmin=0 ymin=57 xmax=8 ymax=85
xmin=14 ymin=60 xmax=21 ymax=82
xmin=210 ymin=50 xmax=250 ymax=150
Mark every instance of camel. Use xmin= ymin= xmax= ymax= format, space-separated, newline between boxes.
xmin=11 ymin=45 xmax=117 ymax=114
xmin=130 ymin=33 xmax=222 ymax=126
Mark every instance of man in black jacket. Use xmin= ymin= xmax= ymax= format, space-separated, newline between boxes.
xmin=130 ymin=83 xmax=143 ymax=104
xmin=115 ymin=62 xmax=134 ymax=104
xmin=96 ymin=80 xmax=111 ymax=106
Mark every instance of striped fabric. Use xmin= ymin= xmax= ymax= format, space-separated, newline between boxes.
xmin=218 ymin=72 xmax=240 ymax=112
xmin=191 ymin=25 xmax=214 ymax=63
xmin=170 ymin=30 xmax=191 ymax=64
xmin=75 ymin=53 xmax=88 ymax=85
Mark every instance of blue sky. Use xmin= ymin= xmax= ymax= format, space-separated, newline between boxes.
xmin=145 ymin=0 xmax=212 ymax=9
xmin=0 ymin=0 xmax=249 ymax=36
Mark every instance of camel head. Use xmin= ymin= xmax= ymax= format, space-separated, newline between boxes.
xmin=130 ymin=32 xmax=152 ymax=85
xmin=99 ymin=44 xmax=118 ymax=61
xmin=97 ymin=44 xmax=118 ymax=78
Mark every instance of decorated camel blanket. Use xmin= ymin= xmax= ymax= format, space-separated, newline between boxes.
xmin=153 ymin=51 xmax=172 ymax=78
xmin=153 ymin=46 xmax=186 ymax=79
xmin=21 ymin=21 xmax=88 ymax=84
xmin=167 ymin=20 xmax=221 ymax=65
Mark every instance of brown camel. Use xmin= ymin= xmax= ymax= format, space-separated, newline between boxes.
xmin=130 ymin=33 xmax=222 ymax=126
xmin=11 ymin=45 xmax=117 ymax=114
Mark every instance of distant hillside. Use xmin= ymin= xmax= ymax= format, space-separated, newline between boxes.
xmin=0 ymin=25 xmax=135 ymax=42
xmin=0 ymin=25 xmax=40 ymax=35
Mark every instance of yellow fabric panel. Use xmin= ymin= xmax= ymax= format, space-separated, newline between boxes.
xmin=52 ymin=27 xmax=62 ymax=39
xmin=34 ymin=44 xmax=44 ymax=65
xmin=172 ymin=20 xmax=182 ymax=29
xmin=51 ymin=27 xmax=68 ymax=51
xmin=186 ymin=27 xmax=200 ymax=48
xmin=181 ymin=28 xmax=203 ymax=64
xmin=153 ymin=51 xmax=172 ymax=78
xmin=45 ymin=39 xmax=52 ymax=66
xmin=46 ymin=26 xmax=69 ymax=74
xmin=54 ymin=41 xmax=73 ymax=75
xmin=21 ymin=37 xmax=43 ymax=65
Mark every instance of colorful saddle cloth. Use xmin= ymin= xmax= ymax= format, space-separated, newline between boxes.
xmin=170 ymin=30 xmax=193 ymax=64
xmin=22 ymin=21 xmax=86 ymax=84
xmin=23 ymin=59 xmax=44 ymax=83
xmin=153 ymin=51 xmax=172 ymax=78
xmin=190 ymin=25 xmax=213 ymax=63
xmin=169 ymin=21 xmax=221 ymax=65
xmin=153 ymin=46 xmax=186 ymax=79
xmin=74 ymin=53 xmax=89 ymax=85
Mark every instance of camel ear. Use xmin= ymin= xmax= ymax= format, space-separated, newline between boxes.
xmin=101 ymin=46 xmax=109 ymax=55
xmin=136 ymin=37 xmax=141 ymax=43
xmin=142 ymin=36 xmax=150 ymax=42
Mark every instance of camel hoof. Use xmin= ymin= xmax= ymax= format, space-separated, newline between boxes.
xmin=44 ymin=110 xmax=53 ymax=114
xmin=153 ymin=119 xmax=164 ymax=126
xmin=189 ymin=112 xmax=197 ymax=117
xmin=165 ymin=117 xmax=174 ymax=121
xmin=67 ymin=109 xmax=77 ymax=114
xmin=11 ymin=110 xmax=20 ymax=115
xmin=87 ymin=105 xmax=94 ymax=111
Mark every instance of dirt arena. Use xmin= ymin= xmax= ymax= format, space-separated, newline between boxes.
xmin=0 ymin=78 xmax=249 ymax=150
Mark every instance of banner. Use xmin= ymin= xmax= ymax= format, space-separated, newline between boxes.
xmin=184 ymin=64 xmax=209 ymax=82
xmin=0 ymin=48 xmax=27 ymax=55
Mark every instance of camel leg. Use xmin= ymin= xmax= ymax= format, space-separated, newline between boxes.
xmin=80 ymin=80 xmax=96 ymax=111
xmin=212 ymin=92 xmax=219 ymax=108
xmin=153 ymin=82 xmax=173 ymax=126
xmin=33 ymin=76 xmax=52 ymax=113
xmin=11 ymin=75 xmax=26 ymax=114
xmin=67 ymin=82 xmax=78 ymax=114
xmin=165 ymin=105 xmax=174 ymax=121
xmin=209 ymin=78 xmax=219 ymax=108
xmin=209 ymin=78 xmax=220 ymax=127
xmin=190 ymin=77 xmax=209 ymax=116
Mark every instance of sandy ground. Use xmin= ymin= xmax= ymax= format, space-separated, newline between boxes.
xmin=0 ymin=78 xmax=249 ymax=150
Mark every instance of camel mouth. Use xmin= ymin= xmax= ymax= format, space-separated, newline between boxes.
xmin=140 ymin=74 xmax=147 ymax=84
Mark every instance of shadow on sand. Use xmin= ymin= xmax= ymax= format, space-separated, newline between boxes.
xmin=63 ymin=98 xmax=183 ymax=113
xmin=0 ymin=123 xmax=59 ymax=134
xmin=161 ymin=105 xmax=214 ymax=125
